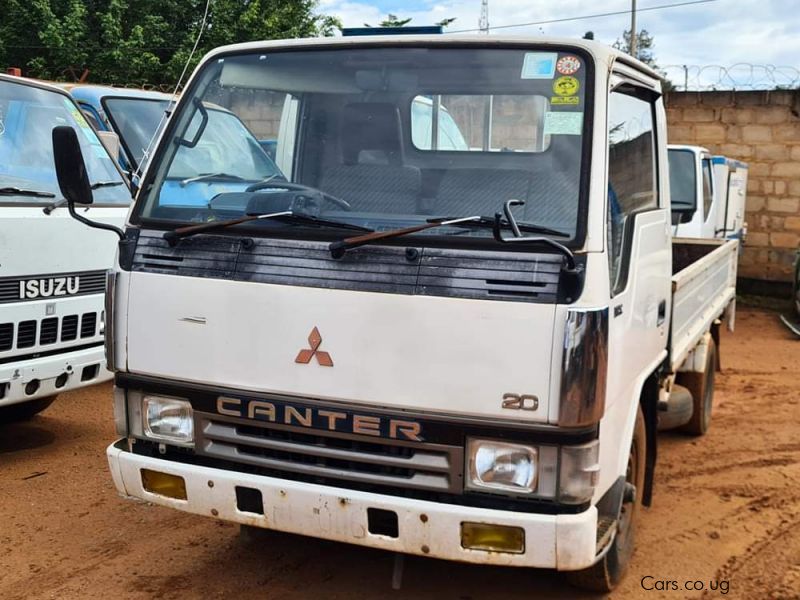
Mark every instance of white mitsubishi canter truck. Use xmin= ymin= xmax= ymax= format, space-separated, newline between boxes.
xmin=0 ymin=74 xmax=129 ymax=420
xmin=54 ymin=36 xmax=738 ymax=591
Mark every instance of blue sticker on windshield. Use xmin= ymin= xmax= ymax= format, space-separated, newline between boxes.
xmin=521 ymin=52 xmax=558 ymax=79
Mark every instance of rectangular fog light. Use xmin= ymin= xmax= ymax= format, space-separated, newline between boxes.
xmin=461 ymin=522 xmax=525 ymax=554
xmin=141 ymin=469 xmax=187 ymax=500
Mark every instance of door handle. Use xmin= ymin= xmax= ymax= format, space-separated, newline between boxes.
xmin=657 ymin=300 xmax=667 ymax=326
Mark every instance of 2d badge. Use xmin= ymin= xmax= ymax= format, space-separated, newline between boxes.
xmin=556 ymin=55 xmax=581 ymax=75
xmin=553 ymin=76 xmax=580 ymax=97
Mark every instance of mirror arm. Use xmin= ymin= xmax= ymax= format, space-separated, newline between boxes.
xmin=67 ymin=201 xmax=125 ymax=240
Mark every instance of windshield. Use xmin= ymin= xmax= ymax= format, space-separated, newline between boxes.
xmin=103 ymin=97 xmax=170 ymax=170
xmin=0 ymin=79 xmax=129 ymax=204
xmin=139 ymin=46 xmax=590 ymax=246
xmin=668 ymin=149 xmax=697 ymax=209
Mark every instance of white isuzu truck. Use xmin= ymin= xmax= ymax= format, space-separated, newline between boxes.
xmin=0 ymin=74 xmax=130 ymax=420
xmin=54 ymin=36 xmax=739 ymax=591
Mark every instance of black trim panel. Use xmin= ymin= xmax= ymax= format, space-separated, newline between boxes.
xmin=130 ymin=230 xmax=581 ymax=303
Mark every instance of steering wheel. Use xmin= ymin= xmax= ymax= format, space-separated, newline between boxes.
xmin=244 ymin=181 xmax=351 ymax=210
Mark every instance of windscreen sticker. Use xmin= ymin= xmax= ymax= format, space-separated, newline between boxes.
xmin=521 ymin=52 xmax=558 ymax=79
xmin=556 ymin=55 xmax=582 ymax=75
xmin=551 ymin=96 xmax=580 ymax=106
xmin=543 ymin=111 xmax=584 ymax=135
xmin=62 ymin=97 xmax=101 ymax=146
xmin=553 ymin=76 xmax=580 ymax=97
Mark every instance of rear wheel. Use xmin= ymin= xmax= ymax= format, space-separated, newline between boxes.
xmin=567 ymin=407 xmax=646 ymax=592
xmin=0 ymin=395 xmax=58 ymax=423
xmin=678 ymin=339 xmax=716 ymax=436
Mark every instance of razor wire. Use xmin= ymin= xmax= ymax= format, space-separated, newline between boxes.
xmin=661 ymin=64 xmax=800 ymax=91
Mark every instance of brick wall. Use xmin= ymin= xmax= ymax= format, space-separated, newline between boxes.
xmin=665 ymin=90 xmax=800 ymax=282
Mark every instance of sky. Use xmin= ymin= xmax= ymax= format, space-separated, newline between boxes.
xmin=318 ymin=0 xmax=800 ymax=89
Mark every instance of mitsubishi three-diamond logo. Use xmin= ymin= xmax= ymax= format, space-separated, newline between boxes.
xmin=295 ymin=327 xmax=333 ymax=367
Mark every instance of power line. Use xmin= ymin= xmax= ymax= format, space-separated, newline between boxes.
xmin=447 ymin=0 xmax=719 ymax=34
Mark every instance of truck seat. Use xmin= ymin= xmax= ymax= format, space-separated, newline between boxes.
xmin=320 ymin=103 xmax=421 ymax=213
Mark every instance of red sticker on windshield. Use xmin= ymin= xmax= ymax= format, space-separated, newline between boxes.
xmin=556 ymin=55 xmax=581 ymax=75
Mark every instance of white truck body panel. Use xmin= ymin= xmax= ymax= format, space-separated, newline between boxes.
xmin=670 ymin=238 xmax=738 ymax=371
xmin=126 ymin=271 xmax=557 ymax=423
xmin=712 ymin=156 xmax=749 ymax=241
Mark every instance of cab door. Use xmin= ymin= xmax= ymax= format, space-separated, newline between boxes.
xmin=604 ymin=73 xmax=672 ymax=421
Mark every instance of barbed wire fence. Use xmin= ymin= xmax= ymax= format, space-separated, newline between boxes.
xmin=661 ymin=64 xmax=800 ymax=91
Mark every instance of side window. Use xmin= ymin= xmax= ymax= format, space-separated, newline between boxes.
xmin=607 ymin=86 xmax=657 ymax=294
xmin=701 ymin=158 xmax=713 ymax=220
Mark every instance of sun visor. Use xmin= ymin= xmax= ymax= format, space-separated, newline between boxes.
xmin=219 ymin=60 xmax=360 ymax=94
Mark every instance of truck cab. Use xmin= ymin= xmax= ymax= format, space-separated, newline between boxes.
xmin=668 ymin=144 xmax=748 ymax=241
xmin=63 ymin=85 xmax=172 ymax=177
xmin=0 ymin=74 xmax=130 ymax=419
xmin=56 ymin=36 xmax=738 ymax=591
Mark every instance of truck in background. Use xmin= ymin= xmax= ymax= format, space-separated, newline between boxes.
xmin=55 ymin=36 xmax=739 ymax=591
xmin=61 ymin=85 xmax=172 ymax=179
xmin=668 ymin=144 xmax=749 ymax=241
xmin=0 ymin=74 xmax=130 ymax=420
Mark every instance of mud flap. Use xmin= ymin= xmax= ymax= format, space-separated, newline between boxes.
xmin=640 ymin=374 xmax=659 ymax=507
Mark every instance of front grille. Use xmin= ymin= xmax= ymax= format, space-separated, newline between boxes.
xmin=0 ymin=323 xmax=12 ymax=351
xmin=61 ymin=315 xmax=78 ymax=341
xmin=39 ymin=317 xmax=58 ymax=345
xmin=0 ymin=312 xmax=100 ymax=353
xmin=195 ymin=412 xmax=463 ymax=494
xmin=17 ymin=320 xmax=37 ymax=348
xmin=80 ymin=313 xmax=97 ymax=338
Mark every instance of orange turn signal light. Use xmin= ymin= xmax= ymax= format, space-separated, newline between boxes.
xmin=460 ymin=522 xmax=525 ymax=554
xmin=141 ymin=469 xmax=187 ymax=500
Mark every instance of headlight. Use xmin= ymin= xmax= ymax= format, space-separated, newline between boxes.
xmin=142 ymin=395 xmax=194 ymax=446
xmin=467 ymin=439 xmax=540 ymax=495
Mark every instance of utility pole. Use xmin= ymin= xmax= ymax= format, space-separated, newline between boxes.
xmin=630 ymin=0 xmax=638 ymax=59
xmin=479 ymin=0 xmax=489 ymax=34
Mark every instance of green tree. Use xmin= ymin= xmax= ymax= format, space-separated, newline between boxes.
xmin=0 ymin=0 xmax=341 ymax=85
xmin=365 ymin=13 xmax=456 ymax=28
xmin=613 ymin=29 xmax=657 ymax=68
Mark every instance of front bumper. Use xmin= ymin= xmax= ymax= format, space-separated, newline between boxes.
xmin=107 ymin=439 xmax=599 ymax=570
xmin=0 ymin=345 xmax=110 ymax=407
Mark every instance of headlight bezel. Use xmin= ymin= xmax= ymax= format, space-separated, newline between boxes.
xmin=141 ymin=394 xmax=195 ymax=447
xmin=465 ymin=438 xmax=559 ymax=499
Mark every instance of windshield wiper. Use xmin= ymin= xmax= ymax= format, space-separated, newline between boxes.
xmin=436 ymin=215 xmax=569 ymax=238
xmin=329 ymin=216 xmax=482 ymax=258
xmin=0 ymin=186 xmax=55 ymax=198
xmin=91 ymin=180 xmax=124 ymax=189
xmin=163 ymin=210 xmax=373 ymax=246
xmin=328 ymin=214 xmax=569 ymax=258
xmin=180 ymin=172 xmax=249 ymax=186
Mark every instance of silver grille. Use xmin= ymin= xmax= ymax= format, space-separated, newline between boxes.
xmin=195 ymin=412 xmax=463 ymax=493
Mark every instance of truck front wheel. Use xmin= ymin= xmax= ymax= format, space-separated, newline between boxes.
xmin=567 ymin=407 xmax=646 ymax=592
xmin=679 ymin=338 xmax=717 ymax=436
xmin=0 ymin=395 xmax=58 ymax=423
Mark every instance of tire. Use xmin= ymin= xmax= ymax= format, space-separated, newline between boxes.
xmin=678 ymin=339 xmax=716 ymax=436
xmin=0 ymin=395 xmax=58 ymax=423
xmin=567 ymin=407 xmax=646 ymax=592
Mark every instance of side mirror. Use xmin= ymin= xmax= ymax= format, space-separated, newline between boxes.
xmin=97 ymin=130 xmax=120 ymax=163
xmin=52 ymin=125 xmax=125 ymax=241
xmin=52 ymin=125 xmax=94 ymax=206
